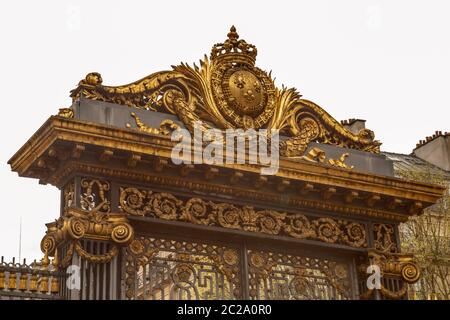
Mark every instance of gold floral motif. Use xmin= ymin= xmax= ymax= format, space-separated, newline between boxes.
xmin=119 ymin=187 xmax=150 ymax=216
xmin=334 ymin=264 xmax=348 ymax=279
xmin=313 ymin=218 xmax=340 ymax=243
xmin=128 ymin=239 xmax=159 ymax=267
xmin=70 ymin=26 xmax=381 ymax=156
xmin=148 ymin=193 xmax=182 ymax=220
xmin=284 ymin=214 xmax=314 ymax=239
xmin=180 ymin=198 xmax=212 ymax=225
xmin=119 ymin=188 xmax=368 ymax=248
xmin=248 ymin=252 xmax=276 ymax=280
xmin=222 ymin=249 xmax=239 ymax=266
xmin=129 ymin=239 xmax=145 ymax=256
xmin=359 ymin=249 xmax=420 ymax=299
xmin=341 ymin=222 xmax=367 ymax=248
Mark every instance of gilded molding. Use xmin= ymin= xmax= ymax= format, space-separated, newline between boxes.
xmin=8 ymin=116 xmax=445 ymax=209
xmin=49 ymin=162 xmax=417 ymax=222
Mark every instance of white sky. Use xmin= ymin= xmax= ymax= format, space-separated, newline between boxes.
xmin=0 ymin=0 xmax=449 ymax=261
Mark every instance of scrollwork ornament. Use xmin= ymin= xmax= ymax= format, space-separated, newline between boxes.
xmin=116 ymin=189 xmax=368 ymax=248
xmin=342 ymin=222 xmax=367 ymax=247
xmin=180 ymin=198 xmax=211 ymax=225
xmin=257 ymin=210 xmax=285 ymax=235
xmin=40 ymin=235 xmax=57 ymax=256
xmin=119 ymin=187 xmax=148 ymax=216
xmin=279 ymin=117 xmax=320 ymax=157
xmin=374 ymin=223 xmax=396 ymax=253
xmin=67 ymin=218 xmax=86 ymax=239
xmin=111 ymin=223 xmax=134 ymax=245
xmin=148 ymin=193 xmax=181 ymax=220
xmin=214 ymin=203 xmax=242 ymax=229
xmin=70 ymin=27 xmax=381 ymax=155
xmin=80 ymin=178 xmax=111 ymax=213
xmin=401 ymin=262 xmax=420 ymax=284
xmin=314 ymin=218 xmax=340 ymax=243
xmin=284 ymin=214 xmax=314 ymax=239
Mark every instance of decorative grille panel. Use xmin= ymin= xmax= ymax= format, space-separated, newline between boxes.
xmin=123 ymin=236 xmax=242 ymax=300
xmin=123 ymin=235 xmax=355 ymax=300
xmin=247 ymin=249 xmax=352 ymax=300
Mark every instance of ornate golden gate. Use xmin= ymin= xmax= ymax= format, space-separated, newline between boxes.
xmin=123 ymin=234 xmax=354 ymax=300
xmin=6 ymin=27 xmax=445 ymax=300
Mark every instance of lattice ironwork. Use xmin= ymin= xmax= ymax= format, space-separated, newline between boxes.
xmin=247 ymin=249 xmax=352 ymax=300
xmin=122 ymin=234 xmax=356 ymax=300
xmin=123 ymin=236 xmax=242 ymax=300
xmin=0 ymin=256 xmax=65 ymax=300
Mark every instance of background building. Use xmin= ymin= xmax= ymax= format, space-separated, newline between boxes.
xmin=384 ymin=132 xmax=450 ymax=299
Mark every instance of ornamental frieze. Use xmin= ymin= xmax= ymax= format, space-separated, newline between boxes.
xmin=118 ymin=187 xmax=368 ymax=248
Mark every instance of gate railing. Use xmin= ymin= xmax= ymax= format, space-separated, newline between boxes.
xmin=0 ymin=256 xmax=65 ymax=300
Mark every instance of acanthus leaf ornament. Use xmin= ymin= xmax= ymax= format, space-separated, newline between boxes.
xmin=69 ymin=26 xmax=381 ymax=156
xmin=119 ymin=188 xmax=368 ymax=248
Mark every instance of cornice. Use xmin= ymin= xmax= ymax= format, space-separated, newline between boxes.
xmin=8 ymin=116 xmax=446 ymax=223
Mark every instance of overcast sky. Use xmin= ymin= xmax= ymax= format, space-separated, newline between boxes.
xmin=0 ymin=0 xmax=449 ymax=261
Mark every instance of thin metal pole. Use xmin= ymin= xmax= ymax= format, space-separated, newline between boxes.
xmin=18 ymin=216 xmax=22 ymax=262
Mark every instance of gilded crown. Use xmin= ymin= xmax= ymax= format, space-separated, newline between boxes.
xmin=210 ymin=26 xmax=258 ymax=66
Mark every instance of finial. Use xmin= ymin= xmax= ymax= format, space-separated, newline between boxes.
xmin=227 ymin=25 xmax=239 ymax=40
xmin=210 ymin=25 xmax=257 ymax=64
